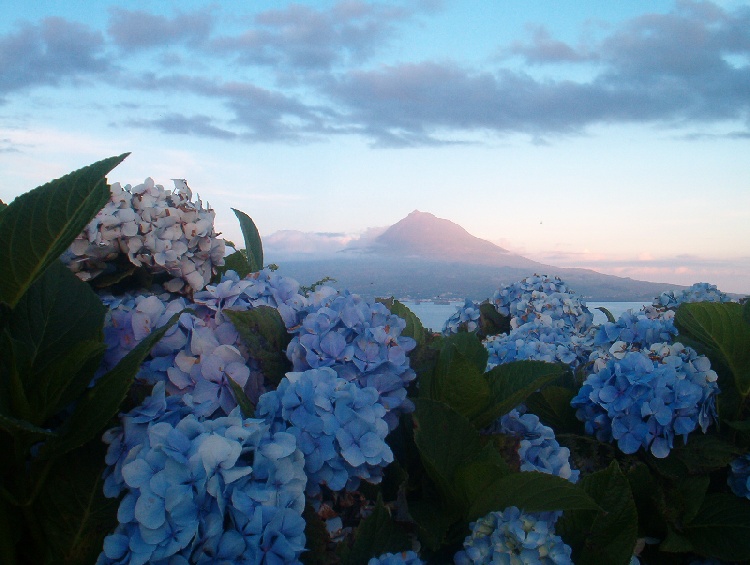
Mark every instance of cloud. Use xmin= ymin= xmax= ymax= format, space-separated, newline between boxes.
xmin=107 ymin=8 xmax=215 ymax=50
xmin=209 ymin=1 xmax=426 ymax=70
xmin=122 ymin=72 xmax=338 ymax=141
xmin=11 ymin=1 xmax=748 ymax=146
xmin=324 ymin=0 xmax=750 ymax=144
xmin=0 ymin=138 xmax=21 ymax=153
xmin=508 ymin=25 xmax=591 ymax=64
xmin=528 ymin=250 xmax=750 ymax=295
xmin=0 ymin=17 xmax=109 ymax=97
xmin=264 ymin=230 xmax=356 ymax=257
xmin=123 ymin=113 xmax=237 ymax=139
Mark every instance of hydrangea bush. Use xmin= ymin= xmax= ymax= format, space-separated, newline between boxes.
xmin=2 ymin=155 xmax=750 ymax=565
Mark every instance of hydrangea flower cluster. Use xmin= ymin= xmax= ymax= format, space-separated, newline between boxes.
xmin=492 ymin=274 xmax=594 ymax=333
xmin=728 ymin=454 xmax=750 ymax=500
xmin=454 ymin=506 xmax=573 ymax=565
xmin=193 ymin=269 xmax=309 ymax=329
xmin=100 ymin=269 xmax=310 ymax=413
xmin=492 ymin=408 xmax=580 ymax=484
xmin=368 ymin=551 xmax=424 ymax=564
xmin=287 ymin=290 xmax=417 ymax=429
xmin=655 ymin=282 xmax=733 ymax=309
xmin=442 ymin=299 xmax=481 ymax=335
xmin=62 ymin=178 xmax=225 ymax=293
xmin=593 ymin=308 xmax=677 ymax=352
xmin=99 ymin=383 xmax=307 ymax=565
xmin=257 ymin=368 xmax=394 ymax=495
xmin=571 ymin=343 xmax=719 ymax=458
xmin=485 ymin=321 xmax=592 ymax=372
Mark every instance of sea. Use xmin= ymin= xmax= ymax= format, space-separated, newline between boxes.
xmin=399 ymin=300 xmax=652 ymax=332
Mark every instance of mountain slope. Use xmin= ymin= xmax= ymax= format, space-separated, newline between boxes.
xmin=265 ymin=210 xmax=688 ymax=301
xmin=366 ymin=210 xmax=542 ymax=268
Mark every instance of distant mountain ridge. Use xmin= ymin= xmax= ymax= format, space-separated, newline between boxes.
xmin=265 ymin=210 xmax=688 ymax=301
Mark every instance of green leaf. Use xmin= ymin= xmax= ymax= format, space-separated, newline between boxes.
xmin=557 ymin=461 xmax=638 ymax=565
xmin=232 ymin=208 xmax=263 ymax=272
xmin=660 ymin=527 xmax=694 ymax=553
xmin=727 ymin=419 xmax=750 ymax=432
xmin=524 ymin=385 xmax=582 ymax=433
xmin=431 ymin=332 xmax=491 ymax=423
xmin=684 ymin=493 xmax=750 ymax=561
xmin=376 ymin=298 xmax=428 ymax=345
xmin=668 ymin=434 xmax=744 ymax=474
xmin=595 ymin=306 xmax=616 ymax=323
xmin=409 ymin=498 xmax=459 ymax=552
xmin=221 ymin=250 xmax=252 ymax=279
xmin=0 ymin=329 xmax=33 ymax=420
xmin=478 ymin=302 xmax=510 ymax=337
xmin=0 ymin=154 xmax=128 ymax=308
xmin=0 ymin=497 xmax=20 ymax=565
xmin=665 ymin=476 xmax=709 ymax=525
xmin=30 ymin=340 xmax=106 ymax=422
xmin=675 ymin=302 xmax=750 ymax=397
xmin=227 ymin=378 xmax=255 ymax=418
xmin=413 ymin=398 xmax=487 ymax=511
xmin=0 ymin=412 xmax=56 ymax=439
xmin=743 ymin=298 xmax=750 ymax=326
xmin=343 ymin=497 xmax=410 ymax=565
xmin=4 ymin=261 xmax=105 ymax=420
xmin=40 ymin=311 xmax=182 ymax=458
xmin=33 ymin=441 xmax=119 ymax=565
xmin=472 ymin=361 xmax=565 ymax=429
xmin=467 ymin=472 xmax=599 ymax=522
xmin=301 ymin=504 xmax=329 ymax=565
xmin=225 ymin=306 xmax=292 ymax=389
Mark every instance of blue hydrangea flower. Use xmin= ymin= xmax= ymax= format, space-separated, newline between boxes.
xmin=454 ymin=506 xmax=573 ymax=564
xmin=99 ymin=270 xmax=311 ymax=414
xmin=492 ymin=275 xmax=594 ymax=333
xmin=368 ymin=551 xmax=424 ymax=564
xmin=442 ymin=299 xmax=481 ymax=335
xmin=571 ymin=343 xmax=719 ymax=458
xmin=492 ymin=409 xmax=580 ymax=484
xmin=257 ymin=367 xmax=394 ymax=495
xmin=286 ymin=290 xmax=417 ymax=430
xmin=98 ymin=393 xmax=307 ymax=565
xmin=485 ymin=321 xmax=593 ymax=372
xmin=655 ymin=282 xmax=733 ymax=309
xmin=593 ymin=308 xmax=677 ymax=352
xmin=728 ymin=454 xmax=750 ymax=500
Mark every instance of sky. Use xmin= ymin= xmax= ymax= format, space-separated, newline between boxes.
xmin=1 ymin=0 xmax=749 ymax=294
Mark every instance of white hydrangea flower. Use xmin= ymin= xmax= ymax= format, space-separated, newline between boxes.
xmin=62 ymin=178 xmax=225 ymax=293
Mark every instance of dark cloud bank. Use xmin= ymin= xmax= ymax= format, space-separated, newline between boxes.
xmin=1 ymin=0 xmax=749 ymax=145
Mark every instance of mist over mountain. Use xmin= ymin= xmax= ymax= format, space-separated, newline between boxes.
xmin=265 ymin=211 xmax=688 ymax=301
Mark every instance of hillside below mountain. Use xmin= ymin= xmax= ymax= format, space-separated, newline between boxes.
xmin=265 ymin=211 xmax=688 ymax=301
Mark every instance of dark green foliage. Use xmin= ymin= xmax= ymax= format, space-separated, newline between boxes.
xmin=421 ymin=331 xmax=565 ymax=429
xmin=557 ymin=461 xmax=638 ymax=565
xmin=0 ymin=154 xmax=181 ymax=564
xmin=676 ymin=302 xmax=750 ymax=398
xmin=232 ymin=208 xmax=264 ymax=272
xmin=595 ymin=306 xmax=616 ymax=323
xmin=682 ymin=494 xmax=750 ymax=561
xmin=225 ymin=306 xmax=293 ymax=389
xmin=0 ymin=154 xmax=128 ymax=309
xmin=341 ymin=497 xmax=411 ymax=565
xmin=478 ymin=301 xmax=510 ymax=337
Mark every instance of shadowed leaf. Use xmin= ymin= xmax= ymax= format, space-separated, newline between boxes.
xmin=232 ymin=209 xmax=263 ymax=272
xmin=0 ymin=154 xmax=128 ymax=308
